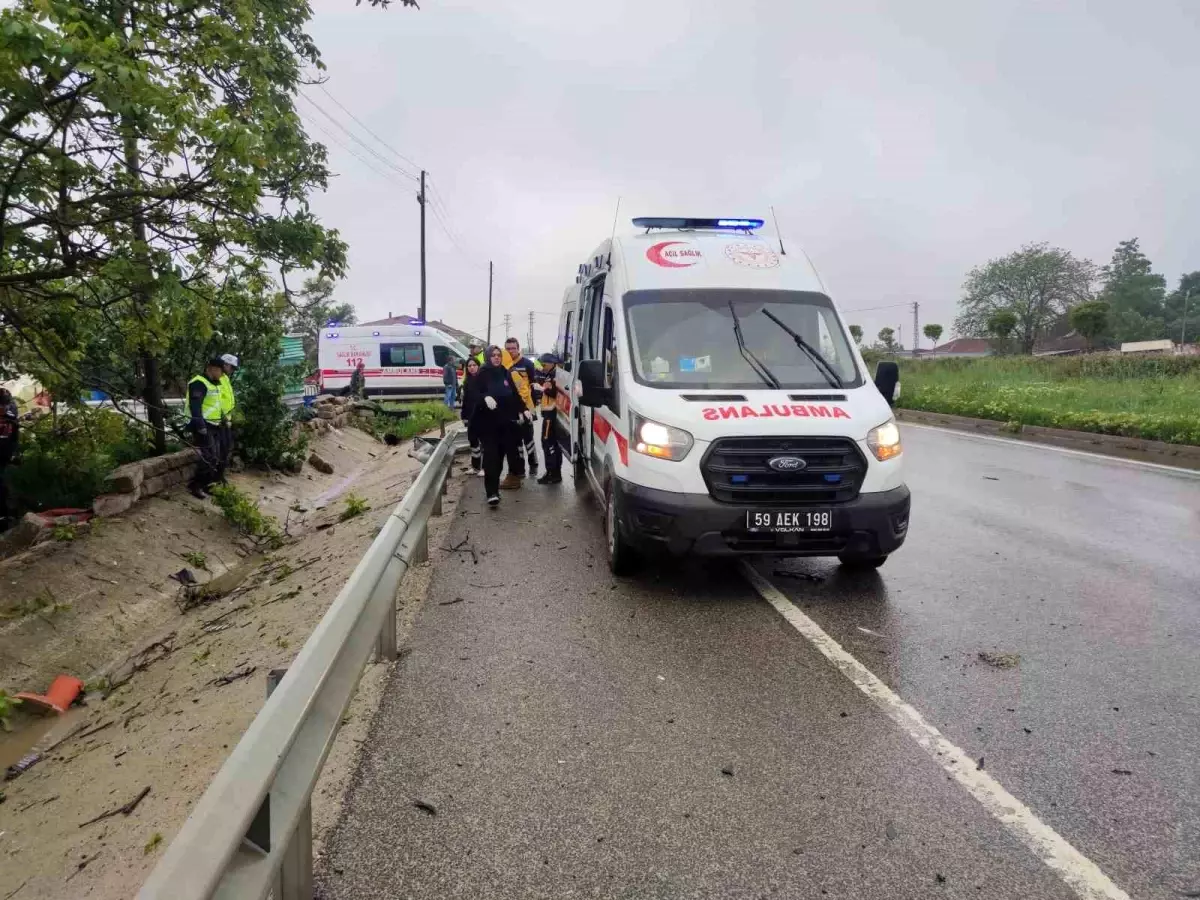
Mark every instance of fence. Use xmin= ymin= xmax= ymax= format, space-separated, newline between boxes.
xmin=136 ymin=424 xmax=463 ymax=899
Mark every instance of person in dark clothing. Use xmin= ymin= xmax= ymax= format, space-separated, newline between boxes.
xmin=187 ymin=359 xmax=226 ymax=499
xmin=0 ymin=388 xmax=20 ymax=528
xmin=346 ymin=361 xmax=366 ymax=399
xmin=473 ymin=346 xmax=523 ymax=506
xmin=442 ymin=356 xmax=458 ymax=408
xmin=459 ymin=357 xmax=484 ymax=475
xmin=532 ymin=353 xmax=563 ymax=484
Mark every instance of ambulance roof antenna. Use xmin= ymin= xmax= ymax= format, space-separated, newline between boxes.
xmin=606 ymin=197 xmax=621 ymax=266
xmin=770 ymin=205 xmax=787 ymax=256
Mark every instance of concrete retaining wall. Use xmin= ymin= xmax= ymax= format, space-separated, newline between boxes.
xmin=92 ymin=448 xmax=197 ymax=518
xmin=896 ymin=408 xmax=1200 ymax=470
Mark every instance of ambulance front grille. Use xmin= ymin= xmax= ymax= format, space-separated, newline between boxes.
xmin=700 ymin=436 xmax=866 ymax=505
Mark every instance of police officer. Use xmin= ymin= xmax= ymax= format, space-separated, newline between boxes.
xmin=188 ymin=359 xmax=226 ymax=499
xmin=218 ymin=353 xmax=238 ymax=482
xmin=504 ymin=337 xmax=539 ymax=478
xmin=533 ymin=353 xmax=563 ymax=484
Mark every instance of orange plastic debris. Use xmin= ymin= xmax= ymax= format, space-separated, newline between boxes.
xmin=16 ymin=674 xmax=85 ymax=714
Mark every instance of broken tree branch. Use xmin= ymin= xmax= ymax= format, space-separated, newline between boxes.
xmin=78 ymin=785 xmax=151 ymax=828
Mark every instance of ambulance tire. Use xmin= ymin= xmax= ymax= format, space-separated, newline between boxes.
xmin=837 ymin=553 xmax=889 ymax=571
xmin=605 ymin=479 xmax=638 ymax=576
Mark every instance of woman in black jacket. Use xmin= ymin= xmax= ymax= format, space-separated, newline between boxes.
xmin=460 ymin=357 xmax=484 ymax=475
xmin=473 ymin=346 xmax=523 ymax=507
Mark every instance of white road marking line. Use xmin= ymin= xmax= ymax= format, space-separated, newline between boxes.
xmin=904 ymin=421 xmax=1200 ymax=479
xmin=740 ymin=562 xmax=1132 ymax=900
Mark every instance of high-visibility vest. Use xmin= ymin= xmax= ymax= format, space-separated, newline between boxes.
xmin=218 ymin=374 xmax=235 ymax=419
xmin=189 ymin=375 xmax=223 ymax=424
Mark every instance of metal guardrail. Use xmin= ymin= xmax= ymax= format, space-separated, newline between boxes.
xmin=137 ymin=424 xmax=464 ymax=900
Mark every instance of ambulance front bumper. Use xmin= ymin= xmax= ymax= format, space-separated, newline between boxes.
xmin=612 ymin=477 xmax=911 ymax=558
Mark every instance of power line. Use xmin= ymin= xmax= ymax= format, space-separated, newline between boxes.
xmin=300 ymin=114 xmax=408 ymax=186
xmin=297 ymin=93 xmax=420 ymax=183
xmin=315 ymin=83 xmax=424 ymax=173
xmin=841 ymin=302 xmax=911 ymax=314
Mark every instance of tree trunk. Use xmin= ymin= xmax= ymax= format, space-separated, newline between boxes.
xmin=141 ymin=352 xmax=167 ymax=454
xmin=122 ymin=127 xmax=166 ymax=454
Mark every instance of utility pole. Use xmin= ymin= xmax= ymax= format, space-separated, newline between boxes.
xmin=527 ymin=311 xmax=536 ymax=355
xmin=502 ymin=313 xmax=512 ymax=343
xmin=912 ymin=301 xmax=919 ymax=358
xmin=1182 ymin=288 xmax=1192 ymax=347
xmin=418 ymin=170 xmax=427 ymax=322
xmin=487 ymin=261 xmax=493 ymax=345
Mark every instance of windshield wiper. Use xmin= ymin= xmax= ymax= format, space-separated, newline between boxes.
xmin=760 ymin=309 xmax=844 ymax=388
xmin=728 ymin=301 xmax=780 ymax=389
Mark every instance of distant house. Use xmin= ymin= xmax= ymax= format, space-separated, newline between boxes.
xmin=1033 ymin=331 xmax=1090 ymax=357
xmin=920 ymin=338 xmax=992 ymax=358
xmin=360 ymin=313 xmax=484 ymax=348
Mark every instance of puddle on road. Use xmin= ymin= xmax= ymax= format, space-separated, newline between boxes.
xmin=0 ymin=705 xmax=87 ymax=774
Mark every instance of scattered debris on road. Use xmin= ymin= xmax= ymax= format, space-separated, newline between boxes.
xmin=209 ymin=665 xmax=256 ymax=687
xmin=413 ymin=800 xmax=438 ymax=816
xmin=721 ymin=766 xmax=734 ymax=777
xmin=437 ymin=597 xmax=465 ymax=606
xmin=977 ymin=650 xmax=1020 ymax=669
xmin=78 ymin=785 xmax=151 ymax=828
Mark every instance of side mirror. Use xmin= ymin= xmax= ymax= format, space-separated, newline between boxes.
xmin=578 ymin=360 xmax=608 ymax=408
xmin=874 ymin=361 xmax=900 ymax=407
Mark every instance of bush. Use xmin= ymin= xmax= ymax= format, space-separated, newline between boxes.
xmin=208 ymin=484 xmax=284 ymax=549
xmin=0 ymin=690 xmax=19 ymax=731
xmin=339 ymin=493 xmax=369 ymax=522
xmin=365 ymin=402 xmax=458 ymax=443
xmin=6 ymin=408 xmax=164 ymax=512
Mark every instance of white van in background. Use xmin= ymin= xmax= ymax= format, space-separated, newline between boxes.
xmin=317 ymin=324 xmax=470 ymax=400
xmin=551 ymin=216 xmax=910 ymax=575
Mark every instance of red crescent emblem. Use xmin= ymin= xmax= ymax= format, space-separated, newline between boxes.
xmin=646 ymin=241 xmax=698 ymax=268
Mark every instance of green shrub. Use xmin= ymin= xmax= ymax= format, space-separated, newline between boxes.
xmin=208 ymin=484 xmax=284 ymax=549
xmin=339 ymin=493 xmax=369 ymax=522
xmin=365 ymin=402 xmax=458 ymax=443
xmin=5 ymin=407 xmax=167 ymax=513
xmin=0 ymin=690 xmax=20 ymax=731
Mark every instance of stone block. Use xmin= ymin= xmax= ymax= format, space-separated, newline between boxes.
xmin=104 ymin=461 xmax=145 ymax=494
xmin=93 ymin=490 xmax=140 ymax=518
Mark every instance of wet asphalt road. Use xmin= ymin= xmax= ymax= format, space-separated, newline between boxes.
xmin=318 ymin=425 xmax=1200 ymax=900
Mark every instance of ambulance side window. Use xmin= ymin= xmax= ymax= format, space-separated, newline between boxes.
xmin=561 ymin=311 xmax=575 ymax=372
xmin=601 ymin=306 xmax=620 ymax=414
xmin=432 ymin=345 xmax=452 ymax=367
xmin=582 ymin=276 xmax=606 ymax=360
xmin=381 ymin=342 xmax=424 ymax=366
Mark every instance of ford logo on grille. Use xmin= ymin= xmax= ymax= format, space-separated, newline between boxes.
xmin=767 ymin=455 xmax=807 ymax=472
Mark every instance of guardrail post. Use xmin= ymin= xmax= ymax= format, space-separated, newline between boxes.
xmin=432 ymin=487 xmax=443 ymax=517
xmin=262 ymin=668 xmax=313 ymax=900
xmin=412 ymin=523 xmax=429 ymax=565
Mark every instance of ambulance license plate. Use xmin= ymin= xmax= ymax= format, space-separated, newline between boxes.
xmin=745 ymin=510 xmax=833 ymax=533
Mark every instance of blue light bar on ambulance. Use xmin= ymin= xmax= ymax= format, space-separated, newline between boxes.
xmin=632 ymin=217 xmax=764 ymax=231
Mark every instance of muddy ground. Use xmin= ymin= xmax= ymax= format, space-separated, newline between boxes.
xmin=0 ymin=425 xmax=465 ymax=899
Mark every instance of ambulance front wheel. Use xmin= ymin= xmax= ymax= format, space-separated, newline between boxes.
xmin=837 ymin=553 xmax=889 ymax=571
xmin=605 ymin=479 xmax=639 ymax=576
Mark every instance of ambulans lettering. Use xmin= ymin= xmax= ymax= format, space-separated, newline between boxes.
xmin=701 ymin=405 xmax=851 ymax=421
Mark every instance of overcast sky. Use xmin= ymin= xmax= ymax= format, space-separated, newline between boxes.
xmin=301 ymin=0 xmax=1200 ymax=350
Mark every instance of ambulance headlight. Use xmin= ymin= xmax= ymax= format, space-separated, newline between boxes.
xmin=633 ymin=412 xmax=693 ymax=462
xmin=866 ymin=418 xmax=903 ymax=461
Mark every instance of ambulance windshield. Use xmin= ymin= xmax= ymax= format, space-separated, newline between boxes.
xmin=624 ymin=289 xmax=863 ymax=389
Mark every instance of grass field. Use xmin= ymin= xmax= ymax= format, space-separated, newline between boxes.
xmin=371 ymin=401 xmax=459 ymax=442
xmin=896 ymin=355 xmax=1200 ymax=445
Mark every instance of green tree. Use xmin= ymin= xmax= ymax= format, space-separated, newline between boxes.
xmin=0 ymin=0 xmax=347 ymax=451
xmin=288 ymin=277 xmax=357 ymax=367
xmin=986 ymin=310 xmax=1018 ymax=355
xmin=955 ymin=243 xmax=1095 ymax=354
xmin=1098 ymin=239 xmax=1166 ymax=343
xmin=848 ymin=324 xmax=863 ymax=345
xmin=877 ymin=327 xmax=897 ymax=353
xmin=923 ymin=323 xmax=943 ymax=350
xmin=1165 ymin=272 xmax=1199 ymax=345
xmin=1068 ymin=301 xmax=1110 ymax=351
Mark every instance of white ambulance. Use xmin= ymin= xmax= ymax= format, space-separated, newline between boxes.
xmin=317 ymin=323 xmax=470 ymax=400
xmin=551 ymin=217 xmax=909 ymax=575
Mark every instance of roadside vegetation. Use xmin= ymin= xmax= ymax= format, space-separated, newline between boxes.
xmin=364 ymin=402 xmax=458 ymax=443
xmin=895 ymin=355 xmax=1200 ymax=445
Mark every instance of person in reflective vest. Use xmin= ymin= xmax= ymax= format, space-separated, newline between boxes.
xmin=504 ymin=337 xmax=539 ymax=478
xmin=533 ymin=353 xmax=563 ymax=484
xmin=187 ymin=359 xmax=226 ymax=499
xmin=218 ymin=353 xmax=239 ymax=482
